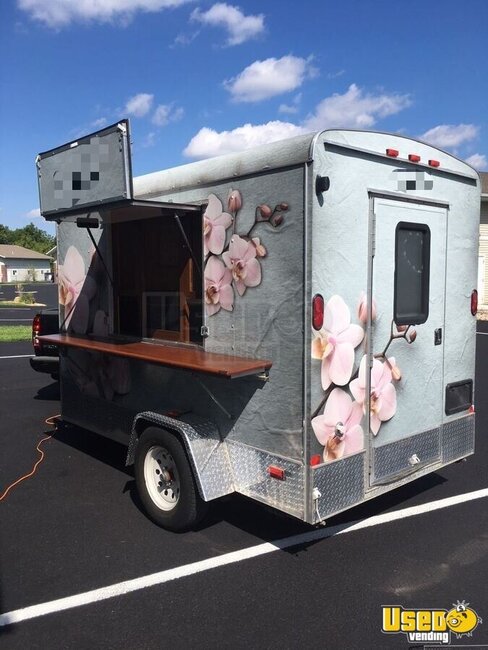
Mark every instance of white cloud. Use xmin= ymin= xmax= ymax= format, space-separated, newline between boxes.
xmin=184 ymin=83 xmax=413 ymax=159
xmin=142 ymin=132 xmax=157 ymax=148
xmin=26 ymin=208 xmax=41 ymax=218
xmin=91 ymin=117 xmax=108 ymax=129
xmin=303 ymin=83 xmax=411 ymax=130
xmin=171 ymin=30 xmax=199 ymax=47
xmin=124 ymin=93 xmax=154 ymax=117
xmin=225 ymin=55 xmax=317 ymax=103
xmin=18 ymin=0 xmax=193 ymax=28
xmin=152 ymin=104 xmax=184 ymax=126
xmin=183 ymin=121 xmax=305 ymax=158
xmin=278 ymin=103 xmax=299 ymax=115
xmin=279 ymin=93 xmax=302 ymax=115
xmin=191 ymin=3 xmax=264 ymax=46
xmin=420 ymin=124 xmax=479 ymax=149
xmin=327 ymin=69 xmax=345 ymax=80
xmin=465 ymin=153 xmax=487 ymax=170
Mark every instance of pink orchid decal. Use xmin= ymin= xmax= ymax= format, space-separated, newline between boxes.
xmin=357 ymin=291 xmax=377 ymax=324
xmin=311 ymin=388 xmax=364 ymax=462
xmin=205 ymin=256 xmax=234 ymax=316
xmin=93 ymin=309 xmax=109 ymax=337
xmin=311 ymin=295 xmax=364 ymax=390
xmin=98 ymin=354 xmax=131 ymax=401
xmin=251 ymin=237 xmax=266 ymax=257
xmin=350 ymin=355 xmax=397 ymax=435
xmin=227 ymin=189 xmax=242 ymax=213
xmin=222 ymin=235 xmax=262 ymax=297
xmin=204 ymin=193 xmax=233 ymax=256
xmin=58 ymin=245 xmax=96 ymax=332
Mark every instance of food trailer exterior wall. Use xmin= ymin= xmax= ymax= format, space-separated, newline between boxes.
xmin=308 ymin=130 xmax=479 ymax=523
xmin=52 ymin=127 xmax=480 ymax=525
xmin=55 ymin=134 xmax=311 ymax=518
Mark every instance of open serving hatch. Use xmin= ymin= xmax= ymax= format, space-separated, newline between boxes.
xmin=37 ymin=120 xmax=272 ymax=378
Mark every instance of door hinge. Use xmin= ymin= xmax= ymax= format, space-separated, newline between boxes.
xmin=371 ymin=211 xmax=376 ymax=256
xmin=200 ymin=325 xmax=209 ymax=338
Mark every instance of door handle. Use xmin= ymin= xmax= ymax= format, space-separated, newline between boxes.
xmin=434 ymin=328 xmax=442 ymax=345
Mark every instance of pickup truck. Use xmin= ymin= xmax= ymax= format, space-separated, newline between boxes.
xmin=30 ymin=308 xmax=59 ymax=379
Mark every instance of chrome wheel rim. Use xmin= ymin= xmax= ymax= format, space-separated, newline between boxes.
xmin=143 ymin=445 xmax=181 ymax=511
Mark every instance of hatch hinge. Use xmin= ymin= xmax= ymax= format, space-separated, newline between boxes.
xmin=200 ymin=325 xmax=209 ymax=338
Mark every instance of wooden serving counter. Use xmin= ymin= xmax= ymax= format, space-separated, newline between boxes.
xmin=39 ymin=334 xmax=272 ymax=379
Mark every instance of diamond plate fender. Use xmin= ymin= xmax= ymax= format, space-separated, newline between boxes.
xmin=126 ymin=411 xmax=235 ymax=502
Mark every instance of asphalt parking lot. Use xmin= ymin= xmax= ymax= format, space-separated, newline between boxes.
xmin=0 ymin=329 xmax=487 ymax=649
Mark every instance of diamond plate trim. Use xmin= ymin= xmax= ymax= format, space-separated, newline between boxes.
xmin=442 ymin=415 xmax=475 ymax=463
xmin=312 ymin=453 xmax=364 ymax=523
xmin=227 ymin=441 xmax=305 ymax=518
xmin=372 ymin=427 xmax=440 ymax=484
xmin=128 ymin=411 xmax=234 ymax=502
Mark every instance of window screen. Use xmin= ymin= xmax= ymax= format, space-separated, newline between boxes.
xmin=394 ymin=222 xmax=431 ymax=325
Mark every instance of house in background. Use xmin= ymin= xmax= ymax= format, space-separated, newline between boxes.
xmin=479 ymin=172 xmax=488 ymax=307
xmin=0 ymin=245 xmax=52 ymax=282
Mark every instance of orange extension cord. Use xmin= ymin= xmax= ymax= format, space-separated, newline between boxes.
xmin=0 ymin=414 xmax=61 ymax=502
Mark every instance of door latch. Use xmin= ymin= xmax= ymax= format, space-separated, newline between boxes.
xmin=434 ymin=328 xmax=442 ymax=345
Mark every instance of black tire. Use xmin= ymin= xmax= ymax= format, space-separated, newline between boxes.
xmin=134 ymin=427 xmax=207 ymax=532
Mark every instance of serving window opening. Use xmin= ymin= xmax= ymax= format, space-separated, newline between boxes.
xmin=394 ymin=221 xmax=431 ymax=326
xmin=111 ymin=209 xmax=203 ymax=345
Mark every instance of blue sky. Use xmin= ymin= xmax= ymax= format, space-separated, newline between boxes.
xmin=0 ymin=0 xmax=487 ymax=236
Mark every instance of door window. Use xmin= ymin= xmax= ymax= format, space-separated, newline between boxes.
xmin=394 ymin=221 xmax=431 ymax=325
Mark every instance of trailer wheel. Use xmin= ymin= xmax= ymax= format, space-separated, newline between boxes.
xmin=134 ymin=427 xmax=207 ymax=532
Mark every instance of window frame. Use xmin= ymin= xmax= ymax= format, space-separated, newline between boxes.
xmin=393 ymin=220 xmax=431 ymax=326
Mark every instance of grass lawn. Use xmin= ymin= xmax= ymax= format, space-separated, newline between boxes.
xmin=0 ymin=325 xmax=32 ymax=342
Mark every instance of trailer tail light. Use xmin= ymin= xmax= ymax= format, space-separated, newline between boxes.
xmin=468 ymin=404 xmax=475 ymax=415
xmin=310 ymin=454 xmax=322 ymax=466
xmin=408 ymin=154 xmax=421 ymax=163
xmin=312 ymin=294 xmax=324 ymax=330
xmin=386 ymin=148 xmax=399 ymax=157
xmin=268 ymin=466 xmax=285 ymax=480
xmin=33 ymin=314 xmax=41 ymax=351
xmin=471 ymin=289 xmax=478 ymax=316
xmin=428 ymin=159 xmax=440 ymax=168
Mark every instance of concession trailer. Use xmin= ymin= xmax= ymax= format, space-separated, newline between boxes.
xmin=36 ymin=120 xmax=480 ymax=531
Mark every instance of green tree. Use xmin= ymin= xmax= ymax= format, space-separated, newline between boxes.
xmin=0 ymin=224 xmax=14 ymax=244
xmin=0 ymin=223 xmax=55 ymax=254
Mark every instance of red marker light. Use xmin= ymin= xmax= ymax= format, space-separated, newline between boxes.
xmin=32 ymin=314 xmax=41 ymax=351
xmin=428 ymin=159 xmax=440 ymax=168
xmin=268 ymin=466 xmax=285 ymax=480
xmin=310 ymin=454 xmax=322 ymax=467
xmin=408 ymin=154 xmax=421 ymax=163
xmin=312 ymin=294 xmax=324 ymax=330
xmin=468 ymin=405 xmax=475 ymax=415
xmin=471 ymin=289 xmax=478 ymax=316
xmin=386 ymin=148 xmax=399 ymax=157
xmin=33 ymin=314 xmax=42 ymax=334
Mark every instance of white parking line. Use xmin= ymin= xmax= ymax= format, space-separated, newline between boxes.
xmin=476 ymin=331 xmax=488 ymax=336
xmin=1 ymin=487 xmax=487 ymax=628
xmin=0 ymin=355 xmax=33 ymax=360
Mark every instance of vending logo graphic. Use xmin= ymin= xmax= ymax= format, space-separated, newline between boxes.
xmin=381 ymin=601 xmax=482 ymax=645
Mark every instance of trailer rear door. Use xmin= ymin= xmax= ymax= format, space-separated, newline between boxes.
xmin=368 ymin=195 xmax=448 ymax=486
